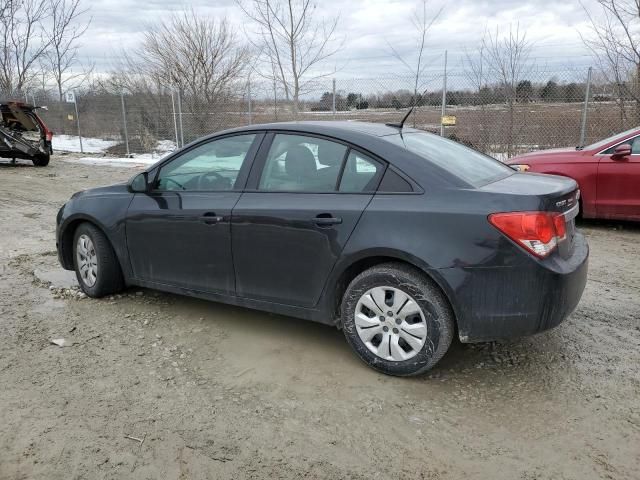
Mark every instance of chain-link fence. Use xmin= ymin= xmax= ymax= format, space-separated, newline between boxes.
xmin=7 ymin=65 xmax=639 ymax=160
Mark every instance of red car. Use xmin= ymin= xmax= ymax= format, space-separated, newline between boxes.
xmin=507 ymin=128 xmax=640 ymax=221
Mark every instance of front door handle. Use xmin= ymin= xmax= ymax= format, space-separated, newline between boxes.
xmin=201 ymin=212 xmax=224 ymax=224
xmin=313 ymin=214 xmax=342 ymax=226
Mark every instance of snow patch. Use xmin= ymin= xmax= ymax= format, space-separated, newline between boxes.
xmin=53 ymin=135 xmax=118 ymax=153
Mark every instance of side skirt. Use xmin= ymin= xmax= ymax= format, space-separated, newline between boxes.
xmin=127 ymin=277 xmax=336 ymax=326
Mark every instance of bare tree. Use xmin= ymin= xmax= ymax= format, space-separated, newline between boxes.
xmin=103 ymin=10 xmax=249 ymax=142
xmin=0 ymin=0 xmax=51 ymax=93
xmin=463 ymin=31 xmax=490 ymax=151
xmin=463 ymin=34 xmax=487 ymax=102
xmin=129 ymin=10 xmax=249 ymax=104
xmin=237 ymin=0 xmax=342 ymax=115
xmin=387 ymin=0 xmax=443 ymax=117
xmin=45 ymin=0 xmax=92 ymax=102
xmin=482 ymin=24 xmax=533 ymax=157
xmin=580 ymin=0 xmax=640 ymax=127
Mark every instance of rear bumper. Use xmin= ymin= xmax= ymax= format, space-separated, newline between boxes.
xmin=440 ymin=232 xmax=589 ymax=343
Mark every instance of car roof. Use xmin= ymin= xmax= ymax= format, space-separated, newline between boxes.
xmin=221 ymin=120 xmax=422 ymax=139
xmin=208 ymin=120 xmax=465 ymax=188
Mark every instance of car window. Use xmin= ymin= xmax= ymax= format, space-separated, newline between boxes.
xmin=339 ymin=151 xmax=382 ymax=192
xmin=378 ymin=168 xmax=414 ymax=192
xmin=259 ymin=134 xmax=347 ymax=192
xmin=384 ymin=132 xmax=512 ymax=187
xmin=583 ymin=127 xmax=638 ymax=151
xmin=602 ymin=135 xmax=640 ymax=154
xmin=156 ymin=134 xmax=256 ymax=191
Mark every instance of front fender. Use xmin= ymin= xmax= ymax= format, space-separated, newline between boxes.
xmin=56 ymin=192 xmax=134 ymax=277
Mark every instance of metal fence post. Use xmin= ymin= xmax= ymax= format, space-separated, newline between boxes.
xmin=73 ymin=90 xmax=83 ymax=153
xmin=440 ymin=50 xmax=448 ymax=137
xmin=579 ymin=67 xmax=593 ymax=148
xmin=273 ymin=78 xmax=278 ymax=122
xmin=247 ymin=77 xmax=253 ymax=125
xmin=171 ymin=90 xmax=179 ymax=150
xmin=332 ymin=78 xmax=336 ymax=119
xmin=120 ymin=91 xmax=130 ymax=157
xmin=176 ymin=90 xmax=184 ymax=148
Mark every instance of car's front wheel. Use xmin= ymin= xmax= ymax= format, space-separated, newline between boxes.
xmin=73 ymin=223 xmax=124 ymax=297
xmin=340 ymin=263 xmax=454 ymax=376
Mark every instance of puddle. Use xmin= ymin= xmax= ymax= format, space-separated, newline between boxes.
xmin=34 ymin=267 xmax=78 ymax=289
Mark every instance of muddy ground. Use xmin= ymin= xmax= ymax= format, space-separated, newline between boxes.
xmin=0 ymin=155 xmax=639 ymax=480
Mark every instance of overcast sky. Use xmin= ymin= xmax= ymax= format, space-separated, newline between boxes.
xmin=79 ymin=0 xmax=596 ymax=86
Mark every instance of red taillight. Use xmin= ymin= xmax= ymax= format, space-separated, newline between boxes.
xmin=489 ymin=211 xmax=567 ymax=258
xmin=553 ymin=214 xmax=566 ymax=241
xmin=34 ymin=113 xmax=53 ymax=141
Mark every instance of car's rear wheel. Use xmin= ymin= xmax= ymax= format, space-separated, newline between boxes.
xmin=32 ymin=154 xmax=50 ymax=167
xmin=340 ymin=263 xmax=454 ymax=376
xmin=73 ymin=223 xmax=124 ymax=297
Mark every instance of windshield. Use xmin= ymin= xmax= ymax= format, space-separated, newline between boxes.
xmin=384 ymin=132 xmax=513 ymax=187
xmin=583 ymin=127 xmax=639 ymax=151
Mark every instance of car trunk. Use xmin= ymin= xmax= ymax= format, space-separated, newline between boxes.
xmin=0 ymin=102 xmax=47 ymax=158
xmin=480 ymin=172 xmax=580 ymax=260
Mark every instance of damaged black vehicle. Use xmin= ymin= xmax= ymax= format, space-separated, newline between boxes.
xmin=0 ymin=101 xmax=53 ymax=166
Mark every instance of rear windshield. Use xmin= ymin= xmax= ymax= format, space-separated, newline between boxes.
xmin=384 ymin=132 xmax=513 ymax=186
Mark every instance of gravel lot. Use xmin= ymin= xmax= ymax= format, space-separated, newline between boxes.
xmin=1 ymin=156 xmax=639 ymax=479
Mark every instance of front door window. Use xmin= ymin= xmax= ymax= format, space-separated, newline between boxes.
xmin=156 ymin=134 xmax=256 ymax=191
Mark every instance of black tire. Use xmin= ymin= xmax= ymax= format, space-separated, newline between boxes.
xmin=73 ymin=222 xmax=124 ymax=297
xmin=32 ymin=154 xmax=50 ymax=167
xmin=340 ymin=262 xmax=454 ymax=376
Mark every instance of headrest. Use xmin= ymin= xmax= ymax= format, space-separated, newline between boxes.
xmin=317 ymin=141 xmax=345 ymax=167
xmin=285 ymin=145 xmax=317 ymax=179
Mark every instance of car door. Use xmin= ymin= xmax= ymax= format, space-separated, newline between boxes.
xmin=231 ymin=132 xmax=385 ymax=308
xmin=125 ymin=133 xmax=263 ymax=294
xmin=597 ymin=135 xmax=640 ymax=220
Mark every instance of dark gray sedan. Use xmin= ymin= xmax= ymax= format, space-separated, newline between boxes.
xmin=56 ymin=121 xmax=588 ymax=376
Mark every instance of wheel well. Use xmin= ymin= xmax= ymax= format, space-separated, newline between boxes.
xmin=331 ymin=256 xmax=458 ymax=334
xmin=60 ymin=220 xmax=112 ymax=270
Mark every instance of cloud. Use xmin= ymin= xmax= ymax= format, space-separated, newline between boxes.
xmin=77 ymin=0 xmax=595 ymax=81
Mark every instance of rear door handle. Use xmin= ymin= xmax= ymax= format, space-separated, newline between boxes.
xmin=201 ymin=212 xmax=224 ymax=224
xmin=313 ymin=214 xmax=342 ymax=226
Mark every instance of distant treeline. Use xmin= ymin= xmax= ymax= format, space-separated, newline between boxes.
xmin=311 ymin=80 xmax=606 ymax=111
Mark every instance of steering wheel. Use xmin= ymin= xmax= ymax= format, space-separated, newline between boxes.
xmin=198 ymin=171 xmax=230 ymax=190
xmin=164 ymin=177 xmax=185 ymax=190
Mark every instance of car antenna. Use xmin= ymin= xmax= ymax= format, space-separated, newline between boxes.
xmin=386 ymin=107 xmax=414 ymax=130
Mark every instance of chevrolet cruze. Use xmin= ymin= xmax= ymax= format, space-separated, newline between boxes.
xmin=56 ymin=121 xmax=588 ymax=376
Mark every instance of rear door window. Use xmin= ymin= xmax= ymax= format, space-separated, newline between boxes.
xmin=339 ymin=151 xmax=382 ymax=192
xmin=259 ymin=134 xmax=347 ymax=192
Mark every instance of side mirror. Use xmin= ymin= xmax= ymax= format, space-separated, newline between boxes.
xmin=128 ymin=172 xmax=150 ymax=193
xmin=612 ymin=143 xmax=632 ymax=159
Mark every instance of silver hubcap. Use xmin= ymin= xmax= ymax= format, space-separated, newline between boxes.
xmin=76 ymin=234 xmax=98 ymax=287
xmin=355 ymin=286 xmax=427 ymax=361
